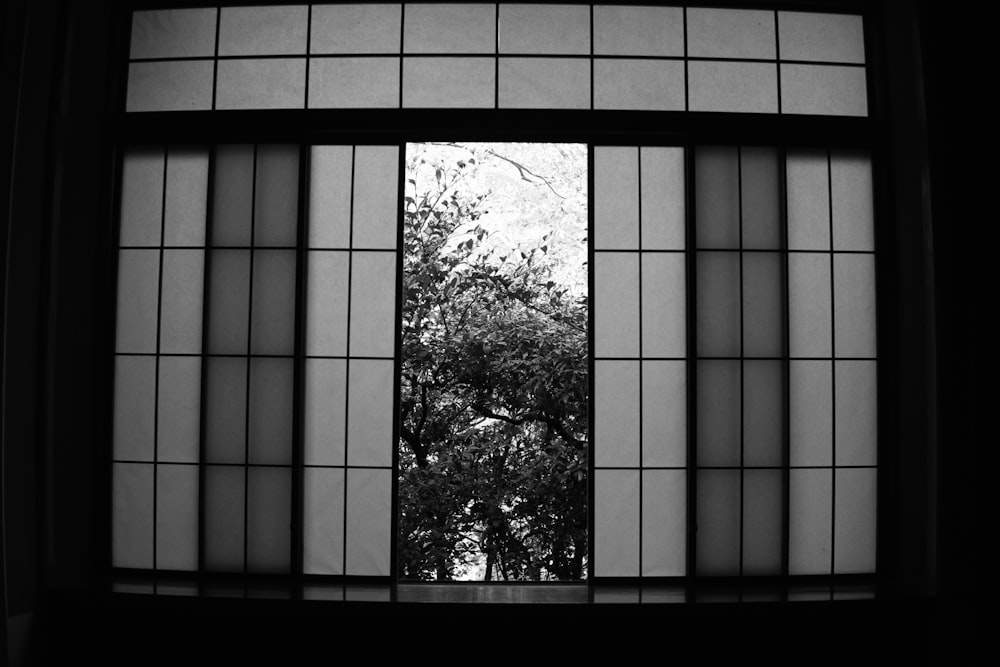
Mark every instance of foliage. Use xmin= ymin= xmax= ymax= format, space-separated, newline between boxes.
xmin=398 ymin=143 xmax=588 ymax=581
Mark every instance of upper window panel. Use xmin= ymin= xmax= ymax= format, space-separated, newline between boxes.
xmin=125 ymin=4 xmax=867 ymax=116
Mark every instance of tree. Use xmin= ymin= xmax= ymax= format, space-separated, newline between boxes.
xmin=397 ymin=143 xmax=588 ymax=581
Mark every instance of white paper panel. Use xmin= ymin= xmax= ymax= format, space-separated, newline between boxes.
xmin=402 ymin=57 xmax=495 ymax=108
xmin=743 ymin=360 xmax=784 ymax=467
xmin=697 ymin=360 xmax=739 ymax=467
xmin=204 ymin=357 xmax=246 ymax=464
xmin=742 ymin=251 xmax=783 ymax=358
xmin=247 ymin=467 xmax=291 ymax=573
xmin=834 ymin=468 xmax=877 ymax=573
xmin=304 ymin=358 xmax=347 ymax=466
xmin=642 ymin=361 xmax=686 ymax=467
xmin=348 ymin=251 xmax=397 ymax=357
xmin=593 ymin=59 xmax=684 ymax=111
xmin=131 ymin=8 xmax=218 ymax=59
xmin=164 ymin=148 xmax=209 ymax=246
xmin=788 ymin=253 xmax=831 ymax=357
xmin=789 ymin=468 xmax=832 ymax=575
xmin=204 ymin=465 xmax=245 ymax=572
xmin=696 ymin=469 xmax=740 ymax=575
xmin=309 ymin=146 xmax=353 ymax=248
xmin=688 ymin=61 xmax=778 ymax=114
xmin=156 ymin=464 xmax=199 ymax=571
xmin=499 ymin=58 xmax=590 ymax=109
xmin=116 ymin=249 xmax=160 ymax=353
xmin=640 ymin=147 xmax=685 ymax=250
xmin=831 ymin=152 xmax=875 ymax=251
xmin=207 ymin=249 xmax=250 ymax=354
xmin=249 ymin=358 xmax=293 ymax=465
xmin=696 ymin=251 xmax=740 ymax=357
xmin=347 ymin=359 xmax=395 ymax=467
xmin=835 ymin=360 xmax=877 ymax=466
xmin=594 ymin=361 xmax=640 ymax=468
xmin=834 ymin=254 xmax=876 ymax=358
xmin=594 ymin=470 xmax=640 ymax=577
xmin=779 ymin=12 xmax=865 ymax=64
xmin=641 ymin=253 xmax=685 ymax=358
xmin=695 ymin=146 xmax=739 ymax=249
xmin=127 ymin=61 xmax=214 ymax=113
xmin=594 ymin=147 xmax=638 ymax=250
xmin=594 ymin=253 xmax=639 ymax=357
xmin=113 ymin=463 xmax=154 ymax=568
xmin=254 ymin=144 xmax=299 ymax=247
xmin=593 ymin=5 xmax=684 ymax=56
xmin=789 ymin=360 xmax=832 ymax=467
xmin=741 ymin=147 xmax=781 ymax=249
xmin=311 ymin=4 xmax=402 ymax=54
xmin=353 ymin=145 xmax=400 ymax=249
xmin=159 ymin=249 xmax=204 ymax=354
xmin=786 ymin=151 xmax=830 ymax=250
xmin=743 ymin=469 xmax=783 ymax=575
xmin=113 ymin=355 xmax=155 ymax=461
xmin=306 ymin=251 xmax=349 ymax=356
xmin=218 ymin=5 xmax=307 ymax=56
xmin=345 ymin=468 xmax=392 ymax=576
xmin=157 ymin=356 xmax=201 ymax=463
xmin=119 ymin=149 xmax=164 ymax=246
xmin=688 ymin=8 xmax=776 ymax=59
xmin=216 ymin=59 xmax=306 ymax=110
xmin=780 ymin=65 xmax=868 ymax=117
xmin=212 ymin=144 xmax=254 ymax=247
xmin=642 ymin=469 xmax=686 ymax=576
xmin=404 ymin=3 xmax=495 ymax=53
xmin=303 ymin=467 xmax=345 ymax=575
xmin=310 ymin=57 xmax=400 ymax=109
xmin=499 ymin=4 xmax=589 ymax=54
xmin=251 ymin=249 xmax=296 ymax=355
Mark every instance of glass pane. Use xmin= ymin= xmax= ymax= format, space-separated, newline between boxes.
xmin=204 ymin=465 xmax=245 ymax=572
xmin=126 ymin=61 xmax=214 ymax=113
xmin=499 ymin=4 xmax=589 ymax=55
xmin=115 ymin=249 xmax=160 ymax=354
xmin=742 ymin=251 xmax=783 ymax=358
xmin=254 ymin=144 xmax=299 ymax=247
xmin=742 ymin=469 xmax=783 ymax=575
xmin=353 ymin=145 xmax=400 ymax=249
xmin=404 ymin=3 xmax=495 ymax=54
xmin=156 ymin=464 xmax=198 ymax=571
xmin=640 ymin=147 xmax=685 ymax=250
xmin=303 ymin=467 xmax=345 ymax=574
xmin=688 ymin=61 xmax=778 ymax=114
xmin=594 ymin=147 xmax=638 ymax=250
xmin=594 ymin=253 xmax=639 ymax=357
xmin=695 ymin=146 xmax=739 ymax=249
xmin=305 ymin=251 xmax=349 ymax=356
xmin=835 ymin=360 xmax=877 ymax=466
xmin=212 ymin=145 xmax=254 ymax=247
xmin=157 ymin=356 xmax=201 ymax=463
xmin=786 ymin=151 xmax=830 ymax=250
xmin=743 ymin=360 xmax=784 ymax=467
xmin=309 ymin=146 xmax=352 ymax=248
xmin=347 ymin=359 xmax=394 ymax=467
xmin=304 ymin=359 xmax=347 ymax=466
xmin=131 ymin=8 xmax=217 ymax=59
xmin=310 ymin=57 xmax=400 ymax=109
xmin=348 ymin=251 xmax=397 ymax=357
xmin=249 ymin=358 xmax=293 ymax=465
xmin=594 ymin=59 xmax=683 ymax=111
xmin=741 ymin=147 xmax=781 ymax=249
xmin=642 ymin=361 xmax=686 ymax=467
xmin=696 ymin=469 xmax=740 ymax=575
xmin=159 ymin=249 xmax=205 ymax=354
xmin=593 ymin=5 xmax=683 ymax=56
xmin=834 ymin=468 xmax=877 ymax=573
xmin=642 ymin=469 xmax=686 ymax=576
xmin=687 ymin=8 xmax=776 ymax=59
xmin=119 ymin=149 xmax=163 ymax=246
xmin=251 ymin=249 xmax=296 ymax=355
xmin=696 ymin=251 xmax=740 ymax=357
xmin=218 ymin=5 xmax=307 ymax=56
xmin=780 ymin=65 xmax=868 ymax=117
xmin=789 ymin=468 xmax=832 ymax=575
xmin=113 ymin=356 xmax=155 ymax=461
xmin=831 ymin=152 xmax=874 ymax=251
xmin=788 ymin=253 xmax=831 ymax=357
xmin=247 ymin=467 xmax=292 ymax=573
xmin=778 ymin=12 xmax=865 ymax=64
xmin=204 ymin=357 xmax=246 ymax=464
xmin=113 ymin=463 xmax=154 ymax=568
xmin=311 ymin=4 xmax=401 ymax=54
xmin=216 ymin=59 xmax=306 ymax=110
xmin=594 ymin=470 xmax=640 ymax=577
xmin=207 ymin=249 xmax=250 ymax=354
xmin=499 ymin=58 xmax=590 ymax=109
xmin=641 ymin=253 xmax=685 ymax=358
xmin=594 ymin=361 xmax=639 ymax=467
xmin=833 ymin=254 xmax=876 ymax=357
xmin=697 ymin=360 xmax=740 ymax=467
xmin=164 ymin=147 xmax=209 ymax=246
xmin=402 ymin=57 xmax=495 ymax=108
xmin=789 ymin=360 xmax=832 ymax=467
xmin=345 ymin=468 xmax=392 ymax=576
